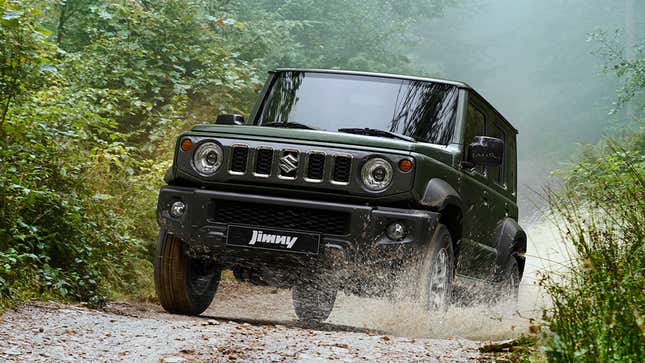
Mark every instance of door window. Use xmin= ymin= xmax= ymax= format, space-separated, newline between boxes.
xmin=487 ymin=121 xmax=506 ymax=186
xmin=464 ymin=104 xmax=486 ymax=173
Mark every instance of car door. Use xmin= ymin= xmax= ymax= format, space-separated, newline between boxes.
xmin=456 ymin=96 xmax=497 ymax=279
xmin=486 ymin=114 xmax=519 ymax=245
xmin=484 ymin=116 xmax=512 ymax=244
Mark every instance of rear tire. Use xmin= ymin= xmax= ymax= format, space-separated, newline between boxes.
xmin=417 ymin=224 xmax=455 ymax=311
xmin=292 ymin=277 xmax=337 ymax=323
xmin=154 ymin=230 xmax=221 ymax=315
xmin=493 ymin=254 xmax=521 ymax=303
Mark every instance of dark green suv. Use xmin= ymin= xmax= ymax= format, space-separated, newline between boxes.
xmin=154 ymin=69 xmax=527 ymax=322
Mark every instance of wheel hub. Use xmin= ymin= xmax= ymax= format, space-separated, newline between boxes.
xmin=428 ymin=248 xmax=450 ymax=309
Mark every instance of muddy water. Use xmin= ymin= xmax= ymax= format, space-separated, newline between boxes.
xmin=207 ymin=218 xmax=565 ymax=341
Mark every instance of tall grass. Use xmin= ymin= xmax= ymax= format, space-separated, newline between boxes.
xmin=541 ymin=131 xmax=644 ymax=362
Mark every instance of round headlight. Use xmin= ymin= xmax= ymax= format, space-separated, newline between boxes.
xmin=361 ymin=158 xmax=393 ymax=191
xmin=193 ymin=142 xmax=223 ymax=175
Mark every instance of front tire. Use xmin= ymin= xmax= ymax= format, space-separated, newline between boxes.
xmin=292 ymin=277 xmax=337 ymax=323
xmin=417 ymin=224 xmax=455 ymax=311
xmin=154 ymin=230 xmax=221 ymax=315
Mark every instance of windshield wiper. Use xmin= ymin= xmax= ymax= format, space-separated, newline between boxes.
xmin=262 ymin=121 xmax=316 ymax=130
xmin=338 ymin=128 xmax=416 ymax=142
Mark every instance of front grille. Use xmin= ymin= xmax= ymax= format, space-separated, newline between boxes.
xmin=306 ymin=153 xmax=325 ymax=180
xmin=212 ymin=200 xmax=350 ymax=235
xmin=230 ymin=146 xmax=249 ymax=173
xmin=332 ymin=156 xmax=352 ymax=183
xmin=225 ymin=145 xmax=353 ymax=185
xmin=255 ymin=148 xmax=273 ymax=175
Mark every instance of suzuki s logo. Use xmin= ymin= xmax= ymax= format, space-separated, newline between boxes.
xmin=250 ymin=230 xmax=298 ymax=248
xmin=279 ymin=153 xmax=298 ymax=174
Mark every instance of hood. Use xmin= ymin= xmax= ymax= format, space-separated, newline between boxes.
xmin=190 ymin=124 xmax=415 ymax=153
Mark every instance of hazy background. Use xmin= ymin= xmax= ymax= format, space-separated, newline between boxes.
xmin=412 ymin=0 xmax=643 ymax=215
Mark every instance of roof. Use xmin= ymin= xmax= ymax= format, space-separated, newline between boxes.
xmin=273 ymin=68 xmax=473 ymax=89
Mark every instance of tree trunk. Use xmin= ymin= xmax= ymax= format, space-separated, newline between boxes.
xmin=56 ymin=3 xmax=68 ymax=46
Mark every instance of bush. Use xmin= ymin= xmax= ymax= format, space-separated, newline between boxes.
xmin=541 ymin=129 xmax=645 ymax=362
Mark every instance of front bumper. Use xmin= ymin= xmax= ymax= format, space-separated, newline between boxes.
xmin=157 ymin=186 xmax=439 ymax=270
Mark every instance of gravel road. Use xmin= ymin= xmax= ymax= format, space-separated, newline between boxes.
xmin=0 ymin=279 xmax=543 ymax=362
xmin=0 ymin=286 xmax=489 ymax=362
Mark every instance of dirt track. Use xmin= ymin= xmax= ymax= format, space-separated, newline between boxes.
xmin=0 ymin=282 xmax=495 ymax=362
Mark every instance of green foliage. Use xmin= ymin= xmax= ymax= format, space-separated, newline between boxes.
xmin=541 ymin=130 xmax=645 ymax=362
xmin=0 ymin=0 xmax=257 ymax=308
xmin=539 ymin=26 xmax=645 ymax=362
xmin=54 ymin=0 xmax=259 ymax=139
xmin=0 ymin=0 xmax=56 ymax=114
xmin=590 ymin=30 xmax=645 ymax=118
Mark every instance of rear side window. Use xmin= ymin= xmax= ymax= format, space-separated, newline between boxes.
xmin=507 ymin=134 xmax=517 ymax=194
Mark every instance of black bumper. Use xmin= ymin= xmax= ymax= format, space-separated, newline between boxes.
xmin=157 ymin=186 xmax=439 ymax=269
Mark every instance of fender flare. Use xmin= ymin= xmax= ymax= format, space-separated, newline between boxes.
xmin=419 ymin=178 xmax=463 ymax=211
xmin=494 ymin=217 xmax=527 ymax=278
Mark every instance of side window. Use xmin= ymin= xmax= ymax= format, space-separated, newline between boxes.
xmin=507 ymin=134 xmax=517 ymax=194
xmin=464 ymin=104 xmax=486 ymax=173
xmin=487 ymin=120 xmax=506 ymax=186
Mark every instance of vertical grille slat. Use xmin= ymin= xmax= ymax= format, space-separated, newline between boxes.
xmin=332 ymin=156 xmax=352 ymax=183
xmin=230 ymin=146 xmax=249 ymax=173
xmin=306 ymin=153 xmax=325 ymax=180
xmin=255 ymin=148 xmax=273 ymax=175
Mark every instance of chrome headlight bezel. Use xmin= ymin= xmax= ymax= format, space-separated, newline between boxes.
xmin=192 ymin=141 xmax=224 ymax=176
xmin=361 ymin=157 xmax=393 ymax=192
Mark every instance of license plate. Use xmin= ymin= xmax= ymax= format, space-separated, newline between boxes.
xmin=226 ymin=225 xmax=320 ymax=254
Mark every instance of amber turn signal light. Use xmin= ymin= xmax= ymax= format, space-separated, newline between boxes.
xmin=180 ymin=138 xmax=193 ymax=152
xmin=398 ymin=159 xmax=413 ymax=172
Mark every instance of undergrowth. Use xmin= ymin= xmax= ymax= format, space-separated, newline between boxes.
xmin=540 ymin=129 xmax=644 ymax=362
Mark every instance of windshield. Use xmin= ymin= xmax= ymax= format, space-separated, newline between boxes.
xmin=255 ymin=71 xmax=459 ymax=145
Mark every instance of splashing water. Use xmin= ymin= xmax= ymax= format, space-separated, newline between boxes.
xmin=209 ymin=217 xmax=567 ymax=340
xmin=326 ymin=217 xmax=566 ymax=340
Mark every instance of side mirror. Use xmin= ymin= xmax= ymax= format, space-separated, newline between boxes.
xmin=468 ymin=136 xmax=504 ymax=166
xmin=216 ymin=114 xmax=244 ymax=125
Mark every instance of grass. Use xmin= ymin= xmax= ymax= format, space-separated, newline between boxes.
xmin=539 ymin=136 xmax=644 ymax=362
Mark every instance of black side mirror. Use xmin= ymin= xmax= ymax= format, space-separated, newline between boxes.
xmin=216 ymin=114 xmax=244 ymax=125
xmin=468 ymin=136 xmax=504 ymax=166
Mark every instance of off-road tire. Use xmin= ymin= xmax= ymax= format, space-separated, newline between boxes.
xmin=493 ymin=254 xmax=521 ymax=303
xmin=292 ymin=278 xmax=337 ymax=323
xmin=418 ymin=224 xmax=455 ymax=311
xmin=154 ymin=229 xmax=221 ymax=315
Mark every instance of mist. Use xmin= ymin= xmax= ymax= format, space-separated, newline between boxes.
xmin=408 ymin=0 xmax=643 ymax=215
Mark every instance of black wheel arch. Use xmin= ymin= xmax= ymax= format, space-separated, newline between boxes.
xmin=419 ymin=178 xmax=464 ymax=261
xmin=494 ymin=218 xmax=527 ymax=279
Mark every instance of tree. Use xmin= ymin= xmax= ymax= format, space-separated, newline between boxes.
xmin=211 ymin=0 xmax=458 ymax=75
